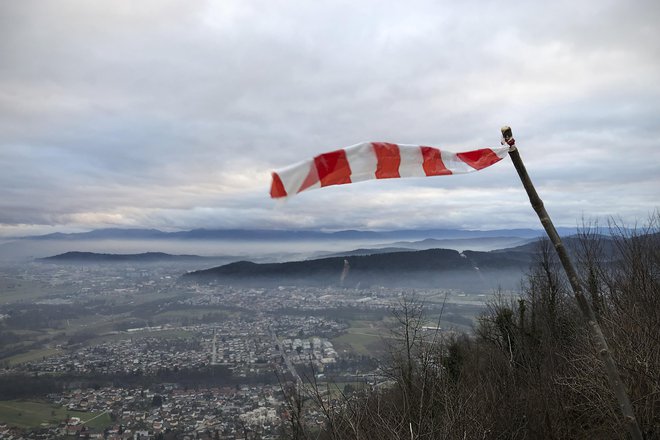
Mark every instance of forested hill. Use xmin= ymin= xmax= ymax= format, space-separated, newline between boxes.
xmin=182 ymin=248 xmax=534 ymax=289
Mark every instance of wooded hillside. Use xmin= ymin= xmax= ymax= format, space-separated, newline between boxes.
xmin=281 ymin=220 xmax=660 ymax=439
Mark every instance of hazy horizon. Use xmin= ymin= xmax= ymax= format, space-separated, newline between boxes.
xmin=0 ymin=233 xmax=539 ymax=263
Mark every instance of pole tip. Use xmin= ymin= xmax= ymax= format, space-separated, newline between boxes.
xmin=500 ymin=126 xmax=516 ymax=148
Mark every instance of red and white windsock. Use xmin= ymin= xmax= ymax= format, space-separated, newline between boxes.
xmin=270 ymin=142 xmax=509 ymax=198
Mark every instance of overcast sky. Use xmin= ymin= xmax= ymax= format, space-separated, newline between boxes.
xmin=1 ymin=0 xmax=658 ymax=237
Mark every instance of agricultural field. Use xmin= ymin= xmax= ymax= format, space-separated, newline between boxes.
xmin=0 ymin=277 xmax=52 ymax=305
xmin=332 ymin=319 xmax=390 ymax=356
xmin=4 ymin=347 xmax=63 ymax=367
xmin=0 ymin=400 xmax=110 ymax=430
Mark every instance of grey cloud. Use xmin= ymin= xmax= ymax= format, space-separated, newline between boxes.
xmin=0 ymin=0 xmax=658 ymax=235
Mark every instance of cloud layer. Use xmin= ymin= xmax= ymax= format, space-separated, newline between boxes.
xmin=1 ymin=0 xmax=658 ymax=236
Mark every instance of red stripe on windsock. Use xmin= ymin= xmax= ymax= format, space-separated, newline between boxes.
xmin=314 ymin=149 xmax=352 ymax=187
xmin=270 ymin=172 xmax=288 ymax=198
xmin=372 ymin=142 xmax=401 ymax=179
xmin=457 ymin=148 xmax=502 ymax=170
xmin=421 ymin=147 xmax=452 ymax=176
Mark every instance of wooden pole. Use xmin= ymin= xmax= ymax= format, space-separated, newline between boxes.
xmin=501 ymin=126 xmax=643 ymax=440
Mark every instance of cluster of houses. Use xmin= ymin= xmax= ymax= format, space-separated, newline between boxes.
xmin=2 ymin=316 xmax=347 ymax=438
xmin=1 ymin=263 xmax=463 ymax=438
xmin=183 ymin=284 xmax=418 ymax=313
xmin=11 ymin=316 xmax=343 ymax=380
xmin=279 ymin=336 xmax=338 ymax=367
xmin=1 ymin=384 xmax=287 ymax=439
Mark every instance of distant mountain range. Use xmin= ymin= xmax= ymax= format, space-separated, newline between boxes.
xmin=38 ymin=251 xmax=229 ymax=263
xmin=316 ymin=247 xmax=417 ymax=258
xmin=20 ymin=227 xmax=579 ymax=242
xmin=312 ymin=237 xmax=535 ymax=258
xmin=376 ymin=236 xmax=534 ymax=252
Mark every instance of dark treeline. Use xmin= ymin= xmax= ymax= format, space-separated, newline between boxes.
xmin=0 ymin=374 xmax=64 ymax=398
xmin=282 ymin=220 xmax=660 ymax=439
xmin=0 ymin=365 xmax=279 ymax=400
